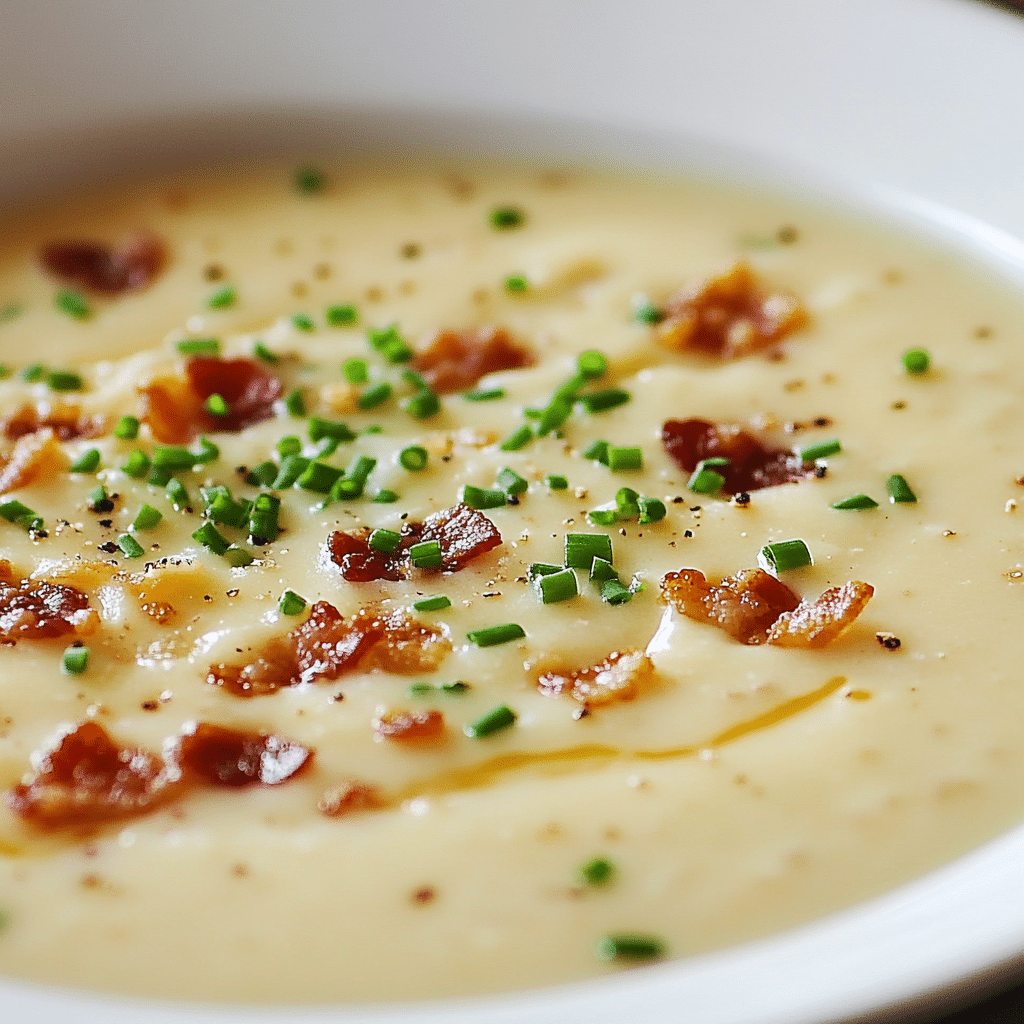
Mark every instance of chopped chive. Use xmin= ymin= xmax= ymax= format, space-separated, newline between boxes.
xmin=758 ymin=538 xmax=813 ymax=574
xmin=399 ymin=445 xmax=428 ymax=472
xmin=587 ymin=509 xmax=619 ymax=526
xmin=253 ymin=341 xmax=279 ymax=364
xmin=308 ymin=417 xmax=357 ymax=443
xmin=535 ymin=567 xmax=578 ymax=604
xmin=466 ymin=623 xmax=525 ymax=648
xmin=114 ymin=415 xmax=140 ymax=440
xmin=207 ymin=285 xmax=237 ymax=309
xmin=584 ymin=439 xmax=609 ymax=465
xmin=442 ymin=680 xmax=470 ymax=694
xmin=192 ymin=522 xmax=230 ymax=555
xmin=279 ymin=590 xmax=307 ymax=615
xmin=633 ymin=298 xmax=664 ymax=325
xmin=464 ymin=704 xmax=517 ymax=738
xmin=577 ymin=350 xmax=607 ymax=380
xmin=22 ymin=364 xmax=46 ymax=383
xmin=297 ymin=460 xmax=343 ymax=494
xmin=526 ymin=563 xmax=561 ymax=583
xmin=245 ymin=460 xmax=278 ymax=487
xmin=367 ymin=324 xmax=413 ymax=363
xmin=496 ymin=467 xmax=529 ymax=497
xmin=798 ymin=439 xmax=842 ymax=462
xmin=887 ymin=473 xmax=918 ymax=504
xmin=291 ymin=313 xmax=315 ymax=332
xmin=461 ymin=485 xmax=507 ymax=510
xmin=87 ymin=485 xmax=113 ymax=513
xmin=638 ymin=496 xmax=667 ymax=524
xmin=326 ymin=303 xmax=358 ymax=327
xmin=368 ymin=528 xmax=402 ymax=554
xmin=409 ymin=539 xmax=443 ymax=569
xmin=193 ymin=437 xmax=220 ymax=464
xmin=176 ymin=338 xmax=220 ymax=356
xmin=55 ymin=289 xmax=90 ymax=320
xmin=607 ymin=446 xmax=642 ymax=472
xmin=552 ymin=373 xmax=587 ymax=404
xmin=62 ymin=645 xmax=90 ymax=674
xmin=166 ymin=477 xmax=190 ymax=511
xmin=373 ymin=489 xmax=400 ymax=503
xmin=565 ymin=533 xmax=613 ymax=570
xmin=151 ymin=445 xmax=195 ymax=471
xmin=277 ymin=435 xmax=302 ymax=458
xmin=831 ymin=493 xmax=878 ymax=511
xmin=578 ymin=388 xmax=630 ymax=414
xmin=248 ymin=492 xmax=281 ymax=544
xmin=358 ymin=381 xmax=393 ymax=410
xmin=343 ymin=357 xmax=369 ymax=384
xmin=545 ymin=474 xmax=568 ymax=490
xmin=687 ymin=465 xmax=725 ymax=495
xmin=536 ymin=397 xmax=573 ymax=437
xmin=123 ymin=450 xmax=151 ymax=478
xmin=272 ymin=455 xmax=310 ymax=490
xmin=413 ymin=595 xmax=451 ymax=612
xmin=131 ymin=504 xmax=163 ymax=531
xmin=314 ymin=436 xmax=339 ymax=459
xmin=579 ymin=857 xmax=614 ymax=886
xmin=500 ymin=424 xmax=533 ymax=452
xmin=204 ymin=493 xmax=248 ymax=529
xmin=47 ymin=370 xmax=83 ymax=392
xmin=490 ymin=206 xmax=524 ymax=230
xmin=0 ymin=500 xmax=41 ymax=531
xmin=615 ymin=487 xmax=641 ymax=518
xmin=69 ymin=448 xmax=101 ymax=474
xmin=223 ymin=545 xmax=255 ymax=568
xmin=589 ymin=556 xmax=618 ymax=583
xmin=903 ymin=348 xmax=931 ymax=374
xmin=504 ymin=274 xmax=528 ymax=292
xmin=205 ymin=393 xmax=229 ymax=417
xmin=285 ymin=388 xmax=307 ymax=417
xmin=463 ymin=387 xmax=505 ymax=402
xmin=295 ymin=165 xmax=326 ymax=194
xmin=146 ymin=465 xmax=172 ymax=487
xmin=409 ymin=682 xmax=434 ymax=697
xmin=601 ymin=579 xmax=633 ymax=604
xmin=595 ymin=933 xmax=665 ymax=961
xmin=117 ymin=533 xmax=145 ymax=559
xmin=403 ymin=389 xmax=441 ymax=420
xmin=327 ymin=454 xmax=377 ymax=501
xmin=0 ymin=364 xmax=10 ymax=378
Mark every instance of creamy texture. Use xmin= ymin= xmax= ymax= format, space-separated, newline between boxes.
xmin=0 ymin=162 xmax=1023 ymax=1002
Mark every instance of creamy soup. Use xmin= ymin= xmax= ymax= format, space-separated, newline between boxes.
xmin=0 ymin=161 xmax=1023 ymax=1004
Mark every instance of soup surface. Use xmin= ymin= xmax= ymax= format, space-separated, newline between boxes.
xmin=0 ymin=161 xmax=1023 ymax=1003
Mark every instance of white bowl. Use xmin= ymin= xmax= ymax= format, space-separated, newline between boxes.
xmin=3 ymin=1 xmax=1024 ymax=1021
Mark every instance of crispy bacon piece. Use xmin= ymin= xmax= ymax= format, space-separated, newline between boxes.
xmin=140 ymin=357 xmax=282 ymax=443
xmin=660 ymin=567 xmax=872 ymax=647
xmin=0 ymin=427 xmax=67 ymax=494
xmin=173 ymin=722 xmax=312 ymax=786
xmin=412 ymin=326 xmax=534 ymax=394
xmin=3 ymin=403 xmax=106 ymax=442
xmin=39 ymin=232 xmax=166 ymax=295
xmin=373 ymin=709 xmax=445 ymax=741
xmin=318 ymin=781 xmax=383 ymax=817
xmin=661 ymin=418 xmax=812 ymax=494
xmin=207 ymin=601 xmax=450 ymax=697
xmin=0 ymin=561 xmax=98 ymax=639
xmin=537 ymin=650 xmax=655 ymax=709
xmin=766 ymin=581 xmax=875 ymax=649
xmin=6 ymin=722 xmax=176 ymax=828
xmin=655 ymin=261 xmax=808 ymax=359
xmin=327 ymin=504 xmax=502 ymax=581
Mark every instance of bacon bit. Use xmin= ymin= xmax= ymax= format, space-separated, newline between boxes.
xmin=207 ymin=601 xmax=450 ymax=698
xmin=0 ymin=428 xmax=68 ymax=494
xmin=318 ymin=781 xmax=383 ymax=817
xmin=173 ymin=722 xmax=312 ymax=787
xmin=0 ymin=560 xmax=98 ymax=639
xmin=140 ymin=357 xmax=281 ymax=443
xmin=767 ymin=581 xmax=875 ymax=649
xmin=537 ymin=650 xmax=655 ymax=709
xmin=412 ymin=326 xmax=534 ymax=394
xmin=373 ymin=709 xmax=445 ymax=741
xmin=327 ymin=504 xmax=502 ymax=581
xmin=6 ymin=722 xmax=176 ymax=828
xmin=655 ymin=261 xmax=808 ymax=359
xmin=39 ymin=232 xmax=166 ymax=295
xmin=3 ymin=403 xmax=106 ymax=442
xmin=661 ymin=418 xmax=812 ymax=494
xmin=661 ymin=567 xmax=872 ymax=648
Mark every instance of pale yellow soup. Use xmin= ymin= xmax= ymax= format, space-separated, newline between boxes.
xmin=0 ymin=161 xmax=1023 ymax=1004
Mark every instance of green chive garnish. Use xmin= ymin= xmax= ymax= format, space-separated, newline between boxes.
xmin=409 ymin=540 xmax=443 ymax=569
xmin=253 ymin=341 xmax=279 ymax=363
xmin=285 ymin=388 xmax=307 ymax=417
xmin=464 ymin=704 xmax=517 ymax=737
xmin=279 ymin=590 xmax=307 ymax=615
xmin=62 ymin=645 xmax=89 ymax=674
xmin=399 ymin=445 xmax=428 ymax=471
xmin=500 ymin=424 xmax=533 ymax=452
xmin=461 ymin=485 xmax=507 ymax=510
xmin=373 ymin=489 xmax=400 ymax=503
xmin=413 ymin=595 xmax=451 ymax=612
xmin=223 ymin=545 xmax=255 ymax=568
xmin=368 ymin=528 xmax=402 ymax=554
xmin=504 ymin=274 xmax=528 ymax=292
xmin=601 ymin=579 xmax=633 ymax=604
xmin=69 ymin=448 xmax=101 ymax=474
xmin=758 ymin=538 xmax=813 ymax=574
xmin=903 ymin=348 xmax=930 ymax=374
xmin=687 ymin=464 xmax=725 ymax=495
xmin=131 ymin=504 xmax=163 ymax=531
xmin=615 ymin=487 xmax=640 ymax=519
xmin=245 ymin=461 xmax=278 ymax=487
xmin=535 ymin=567 xmax=578 ymax=604
xmin=166 ymin=477 xmax=190 ymax=511
xmin=291 ymin=313 xmax=315 ymax=332
xmin=463 ymin=387 xmax=505 ymax=402
xmin=639 ymin=496 xmax=667 ymax=523
xmin=343 ymin=357 xmax=369 ymax=384
xmin=205 ymin=393 xmax=229 ymax=417
xmin=590 ymin=557 xmax=618 ymax=583
xmin=564 ymin=533 xmax=612 ymax=570
xmin=55 ymin=290 xmax=90 ymax=320
xmin=545 ymin=474 xmax=568 ymax=490
xmin=117 ymin=533 xmax=145 ymax=559
xmin=248 ymin=493 xmax=281 ymax=544
xmin=887 ymin=473 xmax=918 ymax=504
xmin=496 ymin=467 xmax=529 ymax=497
xmin=578 ymin=388 xmax=630 ymax=414
xmin=207 ymin=285 xmax=237 ymax=310
xmin=326 ymin=304 xmax=358 ymax=327
xmin=403 ymin=390 xmax=441 ymax=420
xmin=798 ymin=439 xmax=842 ymax=462
xmin=490 ymin=206 xmax=524 ymax=230
xmin=577 ymin=350 xmax=607 ymax=380
xmin=587 ymin=509 xmax=618 ymax=527
xmin=297 ymin=461 xmax=343 ymax=494
xmin=123 ymin=450 xmax=151 ymax=478
xmin=367 ymin=324 xmax=413 ymax=363
xmin=192 ymin=522 xmax=230 ymax=555
xmin=47 ymin=370 xmax=83 ymax=392
xmin=308 ymin=417 xmax=356 ymax=443
xmin=358 ymin=381 xmax=393 ymax=410
xmin=0 ymin=499 xmax=42 ymax=532
xmin=584 ymin=439 xmax=610 ymax=465
xmin=831 ymin=493 xmax=878 ymax=511
xmin=193 ymin=437 xmax=220 ymax=464
xmin=22 ymin=364 xmax=46 ymax=382
xmin=114 ymin=415 xmax=140 ymax=440
xmin=632 ymin=298 xmax=664 ymax=325
xmin=146 ymin=465 xmax=172 ymax=487
xmin=87 ymin=485 xmax=112 ymax=512
xmin=295 ymin=166 xmax=326 ymax=194
xmin=277 ymin=436 xmax=302 ymax=460
xmin=466 ymin=623 xmax=525 ymax=647
xmin=176 ymin=338 xmax=220 ymax=356
xmin=527 ymin=563 xmax=562 ymax=581
xmin=579 ymin=857 xmax=614 ymax=886
xmin=595 ymin=933 xmax=665 ymax=961
xmin=607 ymin=446 xmax=642 ymax=472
